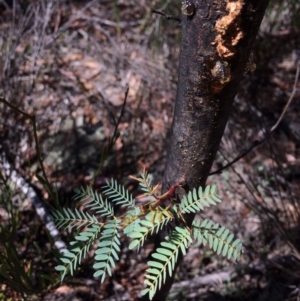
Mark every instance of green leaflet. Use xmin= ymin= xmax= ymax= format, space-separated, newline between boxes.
xmin=52 ymin=207 xmax=99 ymax=230
xmin=192 ymin=219 xmax=243 ymax=261
xmin=179 ymin=184 xmax=222 ymax=214
xmin=126 ymin=211 xmax=173 ymax=251
xmin=143 ymin=227 xmax=192 ymax=300
xmin=74 ymin=186 xmax=115 ymax=217
xmin=93 ymin=220 xmax=121 ymax=282
xmin=138 ymin=170 xmax=153 ymax=193
xmin=103 ymin=179 xmax=135 ymax=208
xmin=56 ymin=224 xmax=101 ymax=281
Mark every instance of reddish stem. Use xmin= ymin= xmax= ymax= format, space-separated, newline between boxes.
xmin=150 ymin=184 xmax=180 ymax=209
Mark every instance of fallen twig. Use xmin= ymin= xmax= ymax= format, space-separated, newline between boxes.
xmin=1 ymin=157 xmax=67 ymax=252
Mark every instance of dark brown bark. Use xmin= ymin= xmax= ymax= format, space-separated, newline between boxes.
xmin=143 ymin=0 xmax=270 ymax=300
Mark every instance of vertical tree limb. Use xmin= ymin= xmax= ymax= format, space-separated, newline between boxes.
xmin=146 ymin=1 xmax=270 ymax=300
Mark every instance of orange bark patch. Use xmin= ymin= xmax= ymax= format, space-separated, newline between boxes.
xmin=214 ymin=0 xmax=244 ymax=59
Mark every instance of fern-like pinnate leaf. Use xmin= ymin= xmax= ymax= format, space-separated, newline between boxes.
xmin=142 ymin=227 xmax=192 ymax=300
xmin=52 ymin=207 xmax=99 ymax=230
xmin=74 ymin=186 xmax=114 ymax=217
xmin=179 ymin=184 xmax=221 ymax=214
xmin=54 ymin=177 xmax=243 ymax=300
xmin=127 ymin=210 xmax=173 ymax=251
xmin=55 ymin=224 xmax=101 ymax=281
xmin=103 ymin=179 xmax=134 ymax=208
xmin=93 ymin=219 xmax=121 ymax=282
xmin=192 ymin=219 xmax=243 ymax=261
xmin=138 ymin=170 xmax=154 ymax=193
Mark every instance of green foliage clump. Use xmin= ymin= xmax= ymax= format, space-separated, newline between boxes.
xmin=52 ymin=170 xmax=243 ymax=300
xmin=0 ymin=175 xmax=45 ymax=297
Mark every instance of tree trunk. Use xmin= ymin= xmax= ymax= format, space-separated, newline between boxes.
xmin=145 ymin=0 xmax=270 ymax=300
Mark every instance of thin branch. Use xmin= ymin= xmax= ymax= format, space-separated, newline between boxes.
xmin=170 ymin=268 xmax=235 ymax=291
xmin=0 ymin=97 xmax=54 ymax=201
xmin=210 ymin=61 xmax=300 ymax=176
xmin=0 ymin=99 xmax=67 ymax=252
xmin=92 ymin=87 xmax=129 ymax=183
xmin=270 ymin=62 xmax=300 ymax=132
xmin=151 ymin=9 xmax=181 ymax=22
xmin=227 ymin=157 xmax=300 ymax=255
